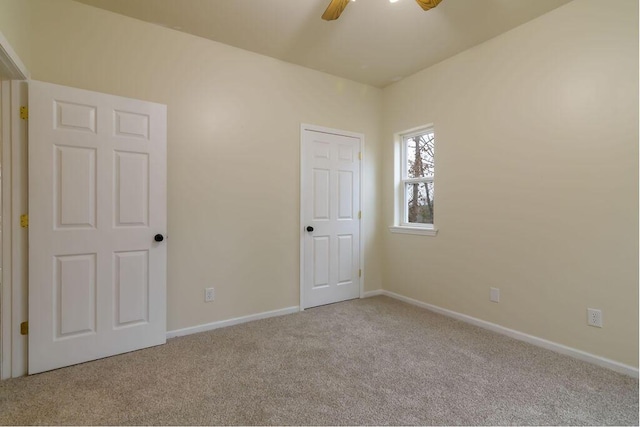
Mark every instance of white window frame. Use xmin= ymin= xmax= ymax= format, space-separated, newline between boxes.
xmin=389 ymin=125 xmax=438 ymax=237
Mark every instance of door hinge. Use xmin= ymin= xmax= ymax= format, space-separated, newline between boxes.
xmin=19 ymin=106 xmax=28 ymax=120
xmin=358 ymin=151 xmax=362 ymax=161
xmin=359 ymin=269 xmax=362 ymax=278
xmin=20 ymin=321 xmax=28 ymax=335
xmin=20 ymin=214 xmax=28 ymax=228
xmin=358 ymin=211 xmax=361 ymax=219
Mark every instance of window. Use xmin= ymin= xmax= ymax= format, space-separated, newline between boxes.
xmin=390 ymin=126 xmax=437 ymax=236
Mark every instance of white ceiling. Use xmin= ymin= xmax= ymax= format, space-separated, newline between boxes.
xmin=73 ymin=0 xmax=572 ymax=88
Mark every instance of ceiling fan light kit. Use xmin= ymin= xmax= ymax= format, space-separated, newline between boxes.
xmin=322 ymin=0 xmax=443 ymax=21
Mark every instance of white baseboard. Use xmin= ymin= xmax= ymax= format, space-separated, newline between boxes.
xmin=362 ymin=289 xmax=384 ymax=298
xmin=380 ymin=290 xmax=639 ymax=379
xmin=166 ymin=306 xmax=300 ymax=339
xmin=165 ymin=291 xmax=638 ymax=378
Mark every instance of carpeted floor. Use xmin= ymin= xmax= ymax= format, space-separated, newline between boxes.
xmin=0 ymin=296 xmax=637 ymax=425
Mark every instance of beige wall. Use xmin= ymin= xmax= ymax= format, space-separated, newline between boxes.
xmin=0 ymin=0 xmax=383 ymax=331
xmin=381 ymin=0 xmax=638 ymax=367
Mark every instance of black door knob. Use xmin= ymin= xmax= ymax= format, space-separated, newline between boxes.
xmin=154 ymin=234 xmax=164 ymax=242
xmin=306 ymin=226 xmax=314 ymax=232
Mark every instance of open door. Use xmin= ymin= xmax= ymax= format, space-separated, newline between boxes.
xmin=28 ymin=81 xmax=167 ymax=374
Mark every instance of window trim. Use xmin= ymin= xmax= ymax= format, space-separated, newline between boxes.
xmin=390 ymin=125 xmax=438 ymax=237
xmin=389 ymin=225 xmax=438 ymax=236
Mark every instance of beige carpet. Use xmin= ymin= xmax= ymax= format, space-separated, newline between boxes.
xmin=0 ymin=296 xmax=637 ymax=425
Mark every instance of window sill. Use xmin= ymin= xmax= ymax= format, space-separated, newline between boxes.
xmin=388 ymin=225 xmax=438 ymax=236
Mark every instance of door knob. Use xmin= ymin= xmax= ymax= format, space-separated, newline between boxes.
xmin=154 ymin=234 xmax=164 ymax=242
xmin=306 ymin=226 xmax=314 ymax=232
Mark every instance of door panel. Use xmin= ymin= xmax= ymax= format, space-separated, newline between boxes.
xmin=337 ymin=235 xmax=353 ymax=284
xmin=29 ymin=80 xmax=166 ymax=374
xmin=55 ymin=146 xmax=97 ymax=228
xmin=114 ymin=250 xmax=149 ymax=327
xmin=337 ymin=171 xmax=353 ymax=219
xmin=55 ymin=253 xmax=96 ymax=338
xmin=55 ymin=100 xmax=96 ymax=132
xmin=313 ymin=236 xmax=330 ymax=288
xmin=313 ymin=169 xmax=330 ymax=220
xmin=114 ymin=151 xmax=149 ymax=226
xmin=302 ymin=128 xmax=360 ymax=308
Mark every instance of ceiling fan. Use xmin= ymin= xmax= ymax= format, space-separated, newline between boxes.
xmin=322 ymin=0 xmax=443 ymax=21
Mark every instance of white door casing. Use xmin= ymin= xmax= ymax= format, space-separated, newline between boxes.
xmin=2 ymin=80 xmax=28 ymax=378
xmin=301 ymin=125 xmax=362 ymax=309
xmin=0 ymin=30 xmax=30 ymax=379
xmin=29 ymin=81 xmax=167 ymax=374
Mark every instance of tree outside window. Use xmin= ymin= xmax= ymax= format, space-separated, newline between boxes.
xmin=402 ymin=129 xmax=435 ymax=226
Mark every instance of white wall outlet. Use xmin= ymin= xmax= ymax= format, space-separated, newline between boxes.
xmin=587 ymin=308 xmax=602 ymax=327
xmin=205 ymin=287 xmax=215 ymax=302
xmin=490 ymin=287 xmax=500 ymax=303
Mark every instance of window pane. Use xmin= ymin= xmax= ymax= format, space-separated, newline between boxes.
xmin=406 ymin=182 xmax=434 ymax=224
xmin=406 ymin=132 xmax=434 ymax=178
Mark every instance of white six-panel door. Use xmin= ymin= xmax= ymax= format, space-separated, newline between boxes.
xmin=28 ymin=81 xmax=167 ymax=374
xmin=301 ymin=127 xmax=361 ymax=309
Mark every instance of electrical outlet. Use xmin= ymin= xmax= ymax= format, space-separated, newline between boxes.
xmin=205 ymin=287 xmax=215 ymax=302
xmin=587 ymin=308 xmax=602 ymax=328
xmin=490 ymin=287 xmax=500 ymax=303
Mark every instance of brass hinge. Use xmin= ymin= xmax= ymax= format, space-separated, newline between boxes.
xmin=20 ymin=214 xmax=28 ymax=228
xmin=359 ymin=269 xmax=362 ymax=278
xmin=19 ymin=106 xmax=28 ymax=120
xmin=358 ymin=211 xmax=361 ymax=219
xmin=358 ymin=151 xmax=362 ymax=161
xmin=20 ymin=321 xmax=28 ymax=335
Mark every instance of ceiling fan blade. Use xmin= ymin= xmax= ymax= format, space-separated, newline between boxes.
xmin=322 ymin=0 xmax=350 ymax=21
xmin=415 ymin=0 xmax=443 ymax=11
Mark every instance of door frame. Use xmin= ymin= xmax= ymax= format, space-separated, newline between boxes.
xmin=299 ymin=123 xmax=365 ymax=311
xmin=0 ymin=31 xmax=29 ymax=380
